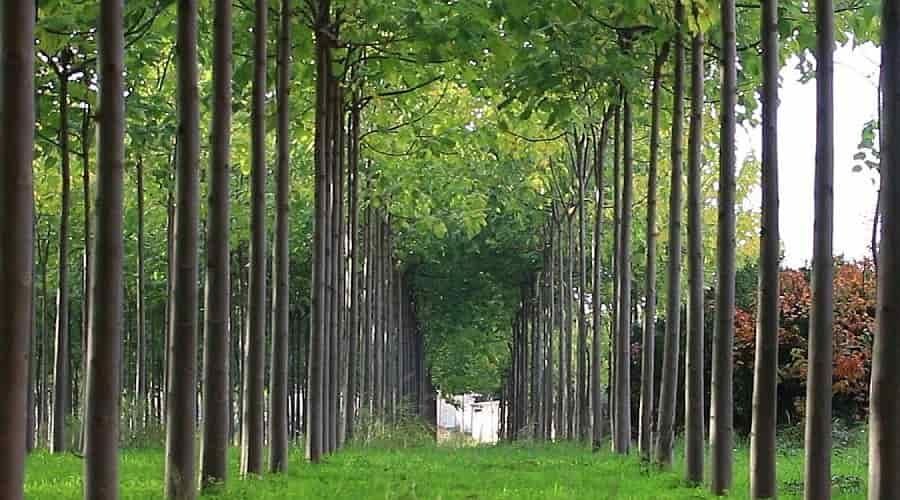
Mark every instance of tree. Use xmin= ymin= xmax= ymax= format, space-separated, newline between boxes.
xmin=869 ymin=2 xmax=900 ymax=497
xmin=656 ymin=1 xmax=684 ymax=468
xmin=641 ymin=40 xmax=670 ymax=461
xmin=269 ymin=0 xmax=291 ymax=473
xmin=201 ymin=0 xmax=232 ymax=488
xmin=306 ymin=0 xmax=332 ymax=464
xmin=804 ymin=0 xmax=834 ymax=497
xmin=0 ymin=1 xmax=35 ymax=497
xmin=614 ymin=90 xmax=634 ymax=455
xmin=83 ymin=1 xmax=124 ymax=497
xmin=711 ymin=0 xmax=738 ymax=493
xmin=591 ymin=111 xmax=612 ymax=451
xmin=51 ymin=48 xmax=72 ymax=455
xmin=684 ymin=9 xmax=706 ymax=486
xmin=241 ymin=0 xmax=267 ymax=476
xmin=576 ymin=134 xmax=588 ymax=442
xmin=165 ymin=0 xmax=200 ymax=496
xmin=750 ymin=0 xmax=780 ymax=497
xmin=135 ymin=155 xmax=147 ymax=431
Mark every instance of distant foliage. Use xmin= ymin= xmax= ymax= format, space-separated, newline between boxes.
xmin=732 ymin=259 xmax=876 ymax=427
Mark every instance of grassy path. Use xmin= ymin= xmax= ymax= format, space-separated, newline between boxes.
xmin=25 ymin=441 xmax=867 ymax=498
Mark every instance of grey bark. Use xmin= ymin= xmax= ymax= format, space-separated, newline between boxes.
xmin=711 ymin=0 xmax=738 ymax=493
xmin=750 ymin=0 xmax=781 ymax=496
xmin=201 ymin=0 xmax=232 ymax=487
xmin=804 ymin=0 xmax=835 ymax=497
xmin=165 ymin=0 xmax=201 ymax=496
xmin=84 ymin=2 xmax=125 ymax=497
xmin=0 ymin=2 xmax=35 ymax=497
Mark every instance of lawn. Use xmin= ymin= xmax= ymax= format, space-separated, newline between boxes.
xmin=25 ymin=437 xmax=868 ymax=499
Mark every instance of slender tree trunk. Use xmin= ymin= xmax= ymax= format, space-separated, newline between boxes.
xmin=577 ymin=138 xmax=589 ymax=442
xmin=333 ymin=85 xmax=346 ymax=448
xmin=165 ymin=0 xmax=200 ymax=496
xmin=613 ymin=91 xmax=634 ymax=455
xmin=592 ymin=113 xmax=612 ymax=450
xmin=328 ymin=81 xmax=343 ymax=452
xmin=28 ymin=216 xmax=37 ymax=453
xmin=363 ymin=205 xmax=373 ymax=417
xmin=40 ymin=232 xmax=51 ymax=447
xmin=711 ymin=0 xmax=737 ymax=492
xmin=163 ymin=175 xmax=174 ymax=425
xmin=135 ymin=156 xmax=147 ymax=432
xmin=869 ymin=3 xmax=900 ymax=497
xmin=79 ymin=103 xmax=92 ymax=453
xmin=51 ymin=57 xmax=71 ymax=454
xmin=804 ymin=0 xmax=834 ymax=497
xmin=684 ymin=21 xmax=706 ymax=486
xmin=306 ymin=2 xmax=332 ymax=462
xmin=656 ymin=9 xmax=685 ymax=467
xmin=201 ymin=0 xmax=232 ymax=488
xmin=640 ymin=42 xmax=670 ymax=460
xmin=0 ymin=2 xmax=35 ymax=496
xmin=750 ymin=0 xmax=781 ymax=497
xmin=564 ymin=215 xmax=574 ymax=438
xmin=83 ymin=1 xmax=124 ymax=496
xmin=556 ymin=213 xmax=567 ymax=439
xmin=610 ymin=99 xmax=622 ymax=444
xmin=269 ymin=0 xmax=291 ymax=473
xmin=375 ymin=216 xmax=386 ymax=419
xmin=345 ymin=102 xmax=361 ymax=441
xmin=241 ymin=0 xmax=267 ymax=476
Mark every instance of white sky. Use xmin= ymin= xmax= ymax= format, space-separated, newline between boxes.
xmin=737 ymin=43 xmax=881 ymax=268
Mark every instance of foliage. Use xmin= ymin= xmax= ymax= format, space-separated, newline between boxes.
xmin=732 ymin=259 xmax=876 ymax=428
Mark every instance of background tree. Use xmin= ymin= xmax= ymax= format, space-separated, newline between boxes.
xmin=869 ymin=2 xmax=900 ymax=497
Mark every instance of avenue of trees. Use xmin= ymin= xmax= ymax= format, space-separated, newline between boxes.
xmin=0 ymin=1 xmax=897 ymax=500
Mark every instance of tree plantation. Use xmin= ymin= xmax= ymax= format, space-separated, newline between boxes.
xmin=1 ymin=1 xmax=898 ymax=499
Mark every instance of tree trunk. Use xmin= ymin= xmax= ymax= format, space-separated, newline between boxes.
xmin=241 ymin=0 xmax=267 ymax=476
xmin=684 ymin=20 xmax=706 ymax=486
xmin=750 ymin=0 xmax=781 ymax=496
xmin=869 ymin=2 xmax=900 ymax=497
xmin=640 ymin=41 xmax=669 ymax=461
xmin=135 ymin=156 xmax=147 ymax=432
xmin=711 ymin=0 xmax=737 ymax=493
xmin=556 ymin=213 xmax=567 ymax=439
xmin=656 ymin=10 xmax=684 ymax=467
xmin=333 ymin=84 xmax=346 ymax=448
xmin=610 ymin=99 xmax=622 ymax=444
xmin=269 ymin=0 xmax=290 ymax=473
xmin=804 ymin=0 xmax=834 ymax=497
xmin=79 ymin=103 xmax=92 ymax=453
xmin=592 ymin=112 xmax=612 ymax=450
xmin=576 ymin=137 xmax=589 ymax=442
xmin=564 ymin=215 xmax=574 ymax=438
xmin=201 ymin=0 xmax=232 ymax=488
xmin=51 ymin=56 xmax=71 ymax=454
xmin=306 ymin=2 xmax=332 ymax=462
xmin=613 ymin=91 xmax=634 ymax=455
xmin=346 ymin=102 xmax=361 ymax=441
xmin=165 ymin=0 xmax=201 ymax=496
xmin=83 ymin=2 xmax=124 ymax=496
xmin=0 ymin=1 xmax=35 ymax=496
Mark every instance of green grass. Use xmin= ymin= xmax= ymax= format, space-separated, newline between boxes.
xmin=25 ymin=437 xmax=868 ymax=499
